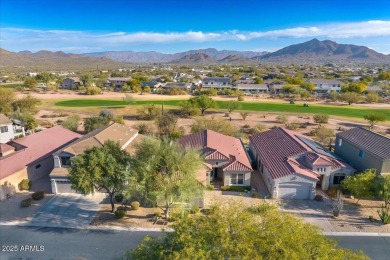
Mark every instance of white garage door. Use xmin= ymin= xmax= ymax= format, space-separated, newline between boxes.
xmin=278 ymin=183 xmax=312 ymax=199
xmin=56 ymin=180 xmax=75 ymax=193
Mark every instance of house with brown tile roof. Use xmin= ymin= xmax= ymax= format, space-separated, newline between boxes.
xmin=249 ymin=127 xmax=354 ymax=199
xmin=0 ymin=126 xmax=81 ymax=200
xmin=49 ymin=123 xmax=143 ymax=194
xmin=178 ymin=130 xmax=253 ymax=187
xmin=335 ymin=127 xmax=390 ymax=174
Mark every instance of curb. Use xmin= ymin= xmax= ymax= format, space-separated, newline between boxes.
xmin=324 ymin=232 xmax=390 ymax=237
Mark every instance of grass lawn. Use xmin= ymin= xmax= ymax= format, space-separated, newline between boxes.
xmin=55 ymin=99 xmax=390 ymax=121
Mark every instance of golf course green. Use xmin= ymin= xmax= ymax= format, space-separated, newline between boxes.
xmin=55 ymin=99 xmax=390 ymax=121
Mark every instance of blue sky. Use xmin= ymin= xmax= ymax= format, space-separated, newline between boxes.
xmin=1 ymin=0 xmax=390 ymax=54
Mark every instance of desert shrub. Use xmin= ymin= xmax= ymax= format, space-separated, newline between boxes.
xmin=166 ymin=86 xmax=186 ymax=95
xmin=20 ymin=198 xmax=32 ymax=207
xmin=206 ymin=184 xmax=214 ymax=191
xmin=84 ymin=116 xmax=109 ymax=133
xmin=220 ymin=186 xmax=251 ymax=192
xmin=31 ymin=191 xmax=45 ymax=200
xmin=131 ymin=201 xmax=140 ymax=210
xmin=115 ymin=208 xmax=127 ymax=219
xmin=240 ymin=112 xmax=249 ymax=120
xmin=62 ymin=114 xmax=81 ymax=132
xmin=18 ymin=179 xmax=31 ymax=191
xmin=191 ymin=118 xmax=236 ymax=136
xmin=154 ymin=211 xmax=162 ymax=217
xmin=366 ymin=92 xmax=380 ymax=103
xmin=251 ymin=193 xmax=259 ymax=198
xmin=276 ymin=114 xmax=288 ymax=124
xmin=85 ymin=86 xmax=102 ymax=95
xmin=115 ymin=193 xmax=124 ymax=202
xmin=190 ymin=206 xmax=200 ymax=214
xmin=286 ymin=122 xmax=300 ymax=130
xmin=237 ymin=95 xmax=244 ymax=101
xmin=313 ymin=114 xmax=329 ymax=124
xmin=314 ymin=195 xmax=324 ymax=202
xmin=135 ymin=123 xmax=154 ymax=135
xmin=137 ymin=105 xmax=160 ymax=120
xmin=99 ymin=109 xmax=115 ymax=121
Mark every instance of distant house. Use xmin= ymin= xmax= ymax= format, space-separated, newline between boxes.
xmin=0 ymin=126 xmax=80 ymax=200
xmin=178 ymin=130 xmax=253 ymax=187
xmin=335 ymin=127 xmax=390 ymax=175
xmin=305 ymin=79 xmax=342 ymax=95
xmin=0 ymin=114 xmax=25 ymax=143
xmin=268 ymin=84 xmax=285 ymax=94
xmin=249 ymin=128 xmax=354 ymax=199
xmin=235 ymin=79 xmax=255 ymax=85
xmin=141 ymin=81 xmax=162 ymax=92
xmin=49 ymin=123 xmax=143 ymax=194
xmin=61 ymin=77 xmax=82 ymax=89
xmin=162 ymin=82 xmax=192 ymax=91
xmin=236 ymin=84 xmax=269 ymax=94
xmin=107 ymin=77 xmax=131 ymax=89
xmin=202 ymin=77 xmax=232 ymax=89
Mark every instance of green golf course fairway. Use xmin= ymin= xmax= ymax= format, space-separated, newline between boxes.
xmin=55 ymin=99 xmax=390 ymax=121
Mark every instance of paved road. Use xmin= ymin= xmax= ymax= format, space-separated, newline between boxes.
xmin=330 ymin=235 xmax=390 ymax=260
xmin=28 ymin=194 xmax=105 ymax=228
xmin=0 ymin=225 xmax=160 ymax=260
xmin=1 ymin=225 xmax=389 ymax=260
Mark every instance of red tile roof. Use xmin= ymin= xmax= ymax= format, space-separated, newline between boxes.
xmin=178 ymin=129 xmax=252 ymax=172
xmin=249 ymin=128 xmax=350 ymax=180
xmin=0 ymin=143 xmax=14 ymax=154
xmin=0 ymin=126 xmax=81 ymax=180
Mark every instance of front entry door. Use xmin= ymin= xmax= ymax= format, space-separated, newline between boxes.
xmin=213 ymin=168 xmax=218 ymax=179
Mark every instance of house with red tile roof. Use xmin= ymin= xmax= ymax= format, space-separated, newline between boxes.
xmin=249 ymin=127 xmax=354 ymax=200
xmin=0 ymin=126 xmax=81 ymax=200
xmin=178 ymin=130 xmax=253 ymax=187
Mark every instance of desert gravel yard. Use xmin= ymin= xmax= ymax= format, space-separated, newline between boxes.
xmin=280 ymin=197 xmax=390 ymax=233
xmin=0 ymin=192 xmax=53 ymax=223
xmin=329 ymin=198 xmax=390 ymax=233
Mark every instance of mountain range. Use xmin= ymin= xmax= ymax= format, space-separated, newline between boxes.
xmin=0 ymin=48 xmax=125 ymax=71
xmin=1 ymin=39 xmax=389 ymax=70
xmin=82 ymin=48 xmax=268 ymax=64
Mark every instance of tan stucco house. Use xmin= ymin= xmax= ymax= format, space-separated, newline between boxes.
xmin=0 ymin=126 xmax=80 ymax=200
xmin=178 ymin=129 xmax=253 ymax=187
xmin=249 ymin=128 xmax=354 ymax=200
xmin=50 ymin=123 xmax=143 ymax=194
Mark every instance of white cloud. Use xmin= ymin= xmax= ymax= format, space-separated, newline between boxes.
xmin=1 ymin=20 xmax=390 ymax=52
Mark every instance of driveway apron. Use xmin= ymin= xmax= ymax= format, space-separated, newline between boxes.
xmin=28 ymin=193 xmax=105 ymax=228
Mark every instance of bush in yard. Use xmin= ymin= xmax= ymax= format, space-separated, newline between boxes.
xmin=190 ymin=206 xmax=200 ymax=214
xmin=221 ymin=186 xmax=251 ymax=192
xmin=314 ymin=194 xmax=324 ymax=202
xmin=206 ymin=184 xmax=214 ymax=191
xmin=131 ymin=201 xmax=140 ymax=210
xmin=342 ymin=169 xmax=377 ymax=204
xmin=18 ymin=179 xmax=31 ymax=191
xmin=20 ymin=198 xmax=32 ymax=207
xmin=313 ymin=114 xmax=329 ymax=124
xmin=115 ymin=208 xmax=127 ymax=219
xmin=115 ymin=193 xmax=124 ymax=202
xmin=85 ymin=86 xmax=103 ymax=95
xmin=276 ymin=114 xmax=288 ymax=124
xmin=31 ymin=191 xmax=45 ymax=200
xmin=154 ymin=211 xmax=162 ymax=217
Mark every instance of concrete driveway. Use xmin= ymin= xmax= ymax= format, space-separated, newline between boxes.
xmin=279 ymin=199 xmax=335 ymax=232
xmin=28 ymin=193 xmax=105 ymax=229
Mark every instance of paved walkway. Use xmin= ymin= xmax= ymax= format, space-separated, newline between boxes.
xmin=28 ymin=193 xmax=105 ymax=228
